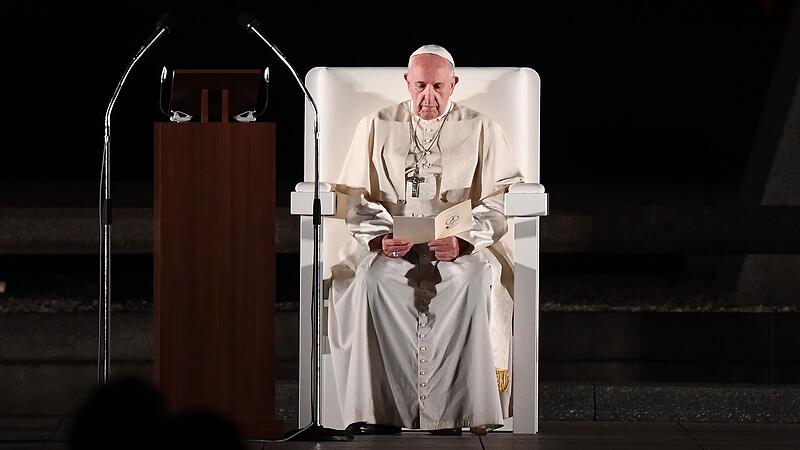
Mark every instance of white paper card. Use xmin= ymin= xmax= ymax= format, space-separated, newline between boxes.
xmin=393 ymin=199 xmax=473 ymax=244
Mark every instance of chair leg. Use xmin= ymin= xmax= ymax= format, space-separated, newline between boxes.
xmin=512 ymin=216 xmax=540 ymax=434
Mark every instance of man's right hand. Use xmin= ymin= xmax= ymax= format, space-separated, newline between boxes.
xmin=377 ymin=234 xmax=412 ymax=258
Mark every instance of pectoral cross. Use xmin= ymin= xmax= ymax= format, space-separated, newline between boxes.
xmin=408 ymin=175 xmax=425 ymax=198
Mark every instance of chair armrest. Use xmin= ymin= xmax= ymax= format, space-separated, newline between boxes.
xmin=290 ymin=182 xmax=339 ymax=216
xmin=505 ymin=183 xmax=548 ymax=217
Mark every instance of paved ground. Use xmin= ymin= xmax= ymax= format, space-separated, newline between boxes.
xmin=2 ymin=417 xmax=800 ymax=449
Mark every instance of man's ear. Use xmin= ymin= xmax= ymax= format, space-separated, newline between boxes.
xmin=404 ymin=73 xmax=410 ymax=84
xmin=452 ymin=76 xmax=459 ymax=89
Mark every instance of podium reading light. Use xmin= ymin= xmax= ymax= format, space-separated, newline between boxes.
xmin=234 ymin=67 xmax=271 ymax=122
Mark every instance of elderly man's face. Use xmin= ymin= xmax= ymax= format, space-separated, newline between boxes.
xmin=404 ymin=54 xmax=459 ymax=120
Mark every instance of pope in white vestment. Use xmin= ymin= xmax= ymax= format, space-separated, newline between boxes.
xmin=328 ymin=45 xmax=524 ymax=432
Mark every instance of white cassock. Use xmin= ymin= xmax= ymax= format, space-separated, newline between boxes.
xmin=328 ymin=100 xmax=523 ymax=430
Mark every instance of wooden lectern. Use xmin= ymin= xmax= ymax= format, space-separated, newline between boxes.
xmin=153 ymin=69 xmax=282 ymax=439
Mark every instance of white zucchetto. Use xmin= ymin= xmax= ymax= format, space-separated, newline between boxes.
xmin=409 ymin=45 xmax=455 ymax=70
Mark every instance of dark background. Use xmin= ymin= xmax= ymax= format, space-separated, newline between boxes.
xmin=0 ymin=1 xmax=791 ymax=205
xmin=1 ymin=0 xmax=798 ymax=389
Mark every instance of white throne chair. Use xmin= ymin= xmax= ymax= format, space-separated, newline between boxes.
xmin=290 ymin=67 xmax=548 ymax=434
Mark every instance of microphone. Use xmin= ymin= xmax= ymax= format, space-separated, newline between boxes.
xmin=237 ymin=10 xmax=353 ymax=442
xmin=151 ymin=13 xmax=176 ymax=39
xmin=237 ymin=10 xmax=261 ymax=33
xmin=98 ymin=12 xmax=175 ymax=386
xmin=138 ymin=13 xmax=175 ymax=55
xmin=237 ymin=11 xmax=285 ymax=58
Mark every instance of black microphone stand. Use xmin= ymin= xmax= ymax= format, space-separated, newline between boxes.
xmin=239 ymin=12 xmax=352 ymax=442
xmin=99 ymin=16 xmax=172 ymax=386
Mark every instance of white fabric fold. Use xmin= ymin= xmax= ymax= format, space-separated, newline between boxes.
xmin=345 ymin=195 xmax=393 ymax=248
xmin=329 ymin=101 xmax=523 ymax=428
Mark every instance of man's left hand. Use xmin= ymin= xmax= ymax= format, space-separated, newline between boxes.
xmin=428 ymin=236 xmax=469 ymax=261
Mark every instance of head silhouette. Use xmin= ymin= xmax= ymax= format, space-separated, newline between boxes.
xmin=69 ymin=376 xmax=167 ymax=450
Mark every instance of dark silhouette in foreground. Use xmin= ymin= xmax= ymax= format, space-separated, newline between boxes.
xmin=69 ymin=376 xmax=243 ymax=450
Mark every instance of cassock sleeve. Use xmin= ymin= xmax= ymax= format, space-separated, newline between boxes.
xmin=336 ymin=116 xmax=374 ymax=194
xmin=456 ymin=119 xmax=524 ymax=253
xmin=336 ymin=115 xmax=393 ymax=249
xmin=345 ymin=195 xmax=393 ymax=248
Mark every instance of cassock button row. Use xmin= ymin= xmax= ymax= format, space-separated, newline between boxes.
xmin=420 ymin=395 xmax=427 ymax=400
xmin=420 ymin=334 xmax=427 ymax=338
xmin=420 ymin=370 xmax=426 ymax=375
xmin=419 ymin=383 xmax=427 ymax=387
xmin=420 ymin=359 xmax=427 ymax=363
xmin=420 ymin=346 xmax=427 ymax=351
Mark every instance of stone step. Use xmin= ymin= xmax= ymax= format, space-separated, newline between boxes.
xmin=2 ymin=364 xmax=798 ymax=424
xmin=2 ymin=310 xmax=799 ymax=422
xmin=1 ymin=310 xmax=798 ymax=382
xmin=0 ymin=208 xmax=297 ymax=255
xmin=3 ymin=205 xmax=800 ymax=255
xmin=3 ymin=260 xmax=799 ymax=313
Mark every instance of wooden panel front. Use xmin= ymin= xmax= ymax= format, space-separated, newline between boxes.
xmin=154 ymin=122 xmax=281 ymax=438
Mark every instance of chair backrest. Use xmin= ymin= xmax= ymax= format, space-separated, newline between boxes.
xmin=303 ymin=67 xmax=541 ymax=276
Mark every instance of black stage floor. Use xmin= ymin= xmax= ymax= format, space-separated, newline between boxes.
xmin=3 ymin=417 xmax=800 ymax=449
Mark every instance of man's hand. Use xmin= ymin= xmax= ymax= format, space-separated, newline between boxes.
xmin=379 ymin=234 xmax=412 ymax=258
xmin=428 ymin=236 xmax=470 ymax=261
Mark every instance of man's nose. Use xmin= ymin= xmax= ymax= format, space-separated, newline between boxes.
xmin=421 ymin=85 xmax=436 ymax=104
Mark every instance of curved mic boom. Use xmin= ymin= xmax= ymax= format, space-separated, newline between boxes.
xmin=236 ymin=10 xmax=318 ymax=199
xmin=98 ymin=13 xmax=175 ymax=386
xmin=237 ymin=11 xmax=352 ymax=441
xmin=111 ymin=13 xmax=175 ymax=123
